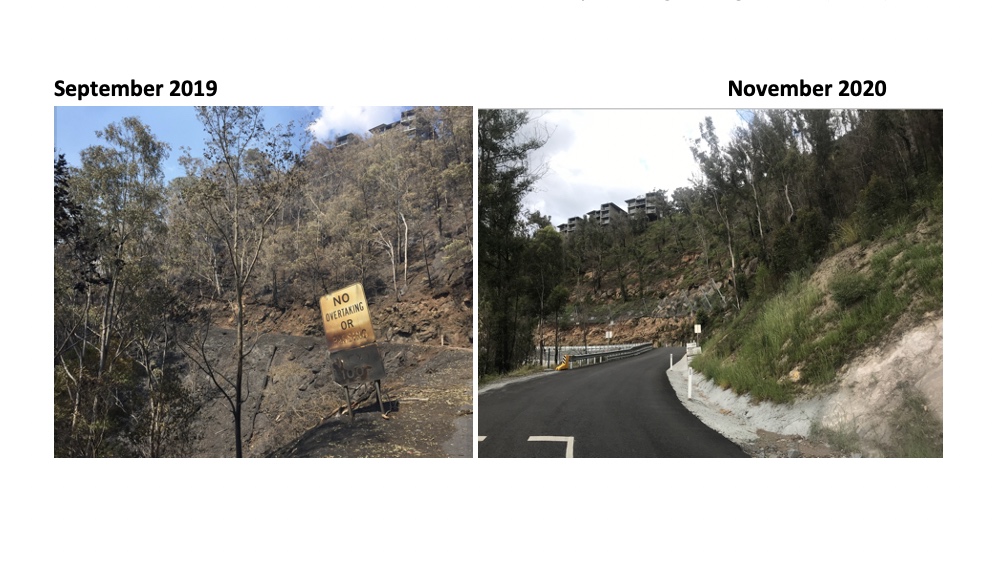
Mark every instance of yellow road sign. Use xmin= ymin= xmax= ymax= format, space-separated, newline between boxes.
xmin=320 ymin=283 xmax=376 ymax=352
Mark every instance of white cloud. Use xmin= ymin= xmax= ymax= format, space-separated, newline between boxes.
xmin=307 ymin=106 xmax=409 ymax=141
xmin=522 ymin=109 xmax=747 ymax=227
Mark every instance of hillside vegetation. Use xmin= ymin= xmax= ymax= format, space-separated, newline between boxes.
xmin=54 ymin=107 xmax=472 ymax=457
xmin=479 ymin=109 xmax=943 ymax=403
xmin=691 ymin=212 xmax=942 ymax=404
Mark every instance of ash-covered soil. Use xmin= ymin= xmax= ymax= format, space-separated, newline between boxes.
xmin=181 ymin=328 xmax=472 ymax=458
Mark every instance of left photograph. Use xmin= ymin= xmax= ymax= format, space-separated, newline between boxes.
xmin=54 ymin=106 xmax=474 ymax=458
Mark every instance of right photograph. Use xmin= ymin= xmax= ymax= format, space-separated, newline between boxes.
xmin=477 ymin=109 xmax=943 ymax=458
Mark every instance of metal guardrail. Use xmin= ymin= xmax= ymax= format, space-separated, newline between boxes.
xmin=561 ymin=342 xmax=654 ymax=370
xmin=532 ymin=344 xmax=647 ymax=368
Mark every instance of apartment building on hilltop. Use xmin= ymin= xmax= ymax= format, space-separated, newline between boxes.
xmin=625 ymin=190 xmax=667 ymax=221
xmin=557 ymin=202 xmax=625 ymax=233
xmin=368 ymin=108 xmax=434 ymax=139
xmin=557 ymin=189 xmax=671 ymax=234
xmin=598 ymin=202 xmax=626 ymax=225
xmin=333 ymin=133 xmax=360 ymax=148
xmin=558 ymin=215 xmax=584 ymax=234
xmin=332 ymin=109 xmax=435 ymax=149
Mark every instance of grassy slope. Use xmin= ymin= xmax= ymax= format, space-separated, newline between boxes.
xmin=690 ymin=212 xmax=943 ymax=404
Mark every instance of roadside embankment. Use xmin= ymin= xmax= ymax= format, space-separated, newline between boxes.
xmin=666 ymin=316 xmax=943 ymax=457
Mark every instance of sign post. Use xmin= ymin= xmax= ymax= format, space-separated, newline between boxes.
xmin=320 ymin=283 xmax=388 ymax=420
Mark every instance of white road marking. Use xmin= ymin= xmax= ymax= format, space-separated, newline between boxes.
xmin=477 ymin=436 xmax=487 ymax=441
xmin=527 ymin=435 xmax=575 ymax=458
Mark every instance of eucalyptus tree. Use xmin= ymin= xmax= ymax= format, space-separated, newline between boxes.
xmin=363 ymin=128 xmax=420 ymax=301
xmin=177 ymin=106 xmax=307 ymax=457
xmin=526 ymin=225 xmax=566 ymax=361
xmin=54 ymin=117 xmax=173 ymax=456
xmin=565 ymin=217 xmax=609 ymax=297
xmin=413 ymin=106 xmax=473 ymax=242
xmin=691 ymin=117 xmax=748 ymax=309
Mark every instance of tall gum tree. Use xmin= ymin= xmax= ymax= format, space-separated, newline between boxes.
xmin=54 ymin=117 xmax=172 ymax=456
xmin=178 ymin=106 xmax=306 ymax=457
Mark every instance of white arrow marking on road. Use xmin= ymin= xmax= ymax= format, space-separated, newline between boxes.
xmin=527 ymin=435 xmax=575 ymax=458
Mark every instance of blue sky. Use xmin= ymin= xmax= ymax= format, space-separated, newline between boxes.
xmin=54 ymin=106 xmax=411 ymax=181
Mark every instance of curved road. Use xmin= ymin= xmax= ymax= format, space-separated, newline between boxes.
xmin=478 ymin=347 xmax=747 ymax=458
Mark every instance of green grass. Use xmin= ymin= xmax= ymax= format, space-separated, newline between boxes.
xmin=900 ymin=240 xmax=943 ymax=312
xmin=804 ymin=286 xmax=910 ymax=384
xmin=691 ymin=273 xmax=820 ymax=403
xmin=810 ymin=421 xmax=863 ymax=455
xmin=693 ymin=214 xmax=942 ymax=404
xmin=478 ymin=363 xmax=545 ymax=386
xmin=883 ymin=385 xmax=943 ymax=457
xmin=832 ymin=219 xmax=861 ymax=250
xmin=882 ymin=216 xmax=915 ymax=241
xmin=829 ymin=270 xmax=877 ymax=307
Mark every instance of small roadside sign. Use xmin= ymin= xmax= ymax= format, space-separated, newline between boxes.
xmin=320 ymin=283 xmax=376 ymax=352
xmin=695 ymin=324 xmax=701 ymax=334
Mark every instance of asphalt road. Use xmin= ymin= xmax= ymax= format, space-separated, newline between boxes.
xmin=478 ymin=347 xmax=748 ymax=458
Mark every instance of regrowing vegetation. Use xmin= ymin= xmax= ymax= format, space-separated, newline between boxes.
xmin=54 ymin=107 xmax=472 ymax=457
xmin=478 ymin=109 xmax=943 ymax=407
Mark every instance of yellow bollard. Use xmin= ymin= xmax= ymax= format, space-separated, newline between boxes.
xmin=555 ymin=354 xmax=571 ymax=371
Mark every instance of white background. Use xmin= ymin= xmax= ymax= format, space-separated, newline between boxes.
xmin=4 ymin=1 xmax=988 ymax=559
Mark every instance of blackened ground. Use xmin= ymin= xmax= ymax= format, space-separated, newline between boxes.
xmin=272 ymin=344 xmax=473 ymax=458
xmin=181 ymin=329 xmax=472 ymax=458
